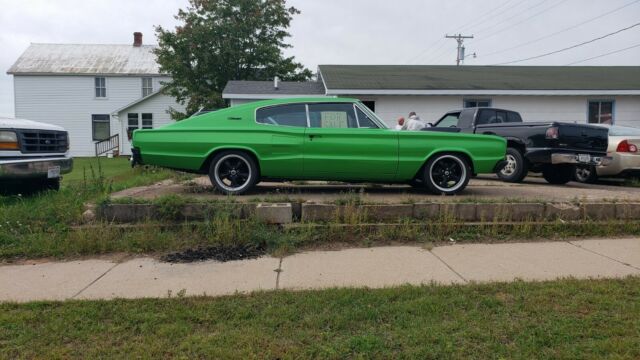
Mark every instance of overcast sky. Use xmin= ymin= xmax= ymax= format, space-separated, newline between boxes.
xmin=1 ymin=0 xmax=639 ymax=117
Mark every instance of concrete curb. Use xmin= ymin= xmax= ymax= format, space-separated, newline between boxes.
xmin=96 ymin=201 xmax=629 ymax=224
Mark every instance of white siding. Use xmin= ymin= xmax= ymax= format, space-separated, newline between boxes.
xmin=117 ymin=92 xmax=185 ymax=155
xmin=13 ymin=75 xmax=178 ymax=156
xmin=347 ymin=95 xmax=640 ymax=128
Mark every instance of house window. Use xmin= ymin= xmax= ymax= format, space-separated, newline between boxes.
xmin=588 ymin=101 xmax=614 ymax=124
xmin=142 ymin=77 xmax=153 ymax=97
xmin=95 ymin=77 xmax=106 ymax=98
xmin=92 ymin=114 xmax=110 ymax=141
xmin=361 ymin=101 xmax=376 ymax=112
xmin=127 ymin=113 xmax=139 ymax=134
xmin=141 ymin=113 xmax=153 ymax=129
xmin=464 ymin=99 xmax=491 ymax=108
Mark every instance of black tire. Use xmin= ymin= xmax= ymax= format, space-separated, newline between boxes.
xmin=423 ymin=153 xmax=471 ymax=195
xmin=497 ymin=147 xmax=528 ymax=183
xmin=574 ymin=165 xmax=598 ymax=184
xmin=542 ymin=164 xmax=574 ymax=185
xmin=208 ymin=151 xmax=258 ymax=195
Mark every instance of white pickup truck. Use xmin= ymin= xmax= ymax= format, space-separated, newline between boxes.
xmin=0 ymin=117 xmax=73 ymax=192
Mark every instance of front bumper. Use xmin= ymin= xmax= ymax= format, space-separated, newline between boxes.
xmin=551 ymin=153 xmax=612 ymax=166
xmin=0 ymin=156 xmax=73 ymax=179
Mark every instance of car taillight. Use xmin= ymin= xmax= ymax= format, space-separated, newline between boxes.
xmin=545 ymin=126 xmax=559 ymax=139
xmin=616 ymin=140 xmax=638 ymax=153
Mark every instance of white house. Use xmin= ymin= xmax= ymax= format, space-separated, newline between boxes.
xmin=223 ymin=65 xmax=640 ymax=128
xmin=7 ymin=33 xmax=184 ymax=156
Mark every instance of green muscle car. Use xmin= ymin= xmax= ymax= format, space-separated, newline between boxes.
xmin=132 ymin=98 xmax=506 ymax=195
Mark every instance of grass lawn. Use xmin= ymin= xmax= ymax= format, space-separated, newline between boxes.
xmin=1 ymin=277 xmax=638 ymax=358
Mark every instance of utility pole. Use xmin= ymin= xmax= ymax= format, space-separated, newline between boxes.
xmin=445 ymin=34 xmax=475 ymax=66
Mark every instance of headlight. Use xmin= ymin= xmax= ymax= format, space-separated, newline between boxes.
xmin=0 ymin=131 xmax=18 ymax=150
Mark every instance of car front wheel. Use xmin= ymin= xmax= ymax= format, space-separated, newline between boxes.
xmin=423 ymin=153 xmax=471 ymax=195
xmin=208 ymin=151 xmax=258 ymax=195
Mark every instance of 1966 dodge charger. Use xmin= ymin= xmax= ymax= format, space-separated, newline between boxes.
xmin=132 ymin=98 xmax=506 ymax=195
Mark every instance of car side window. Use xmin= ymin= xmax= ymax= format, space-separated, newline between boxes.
xmin=256 ymin=104 xmax=307 ymax=127
xmin=355 ymin=107 xmax=379 ymax=128
xmin=308 ymin=103 xmax=358 ymax=128
xmin=506 ymin=111 xmax=522 ymax=122
xmin=436 ymin=114 xmax=460 ymax=128
xmin=477 ymin=110 xmax=503 ymax=125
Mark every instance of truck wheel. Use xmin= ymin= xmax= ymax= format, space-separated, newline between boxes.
xmin=423 ymin=153 xmax=471 ymax=195
xmin=574 ymin=165 xmax=598 ymax=184
xmin=208 ymin=151 xmax=258 ymax=195
xmin=497 ymin=147 xmax=528 ymax=183
xmin=542 ymin=165 xmax=573 ymax=185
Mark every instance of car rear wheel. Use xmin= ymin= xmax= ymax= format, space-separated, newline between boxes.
xmin=542 ymin=164 xmax=573 ymax=185
xmin=423 ymin=153 xmax=471 ymax=195
xmin=497 ymin=147 xmax=528 ymax=183
xmin=208 ymin=151 xmax=258 ymax=195
xmin=574 ymin=165 xmax=598 ymax=183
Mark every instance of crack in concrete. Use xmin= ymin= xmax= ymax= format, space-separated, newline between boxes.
xmin=274 ymin=257 xmax=284 ymax=290
xmin=428 ymin=249 xmax=468 ymax=283
xmin=567 ymin=241 xmax=640 ymax=271
xmin=71 ymin=261 xmax=121 ymax=299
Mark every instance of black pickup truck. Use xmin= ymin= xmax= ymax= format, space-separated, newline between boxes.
xmin=428 ymin=108 xmax=611 ymax=184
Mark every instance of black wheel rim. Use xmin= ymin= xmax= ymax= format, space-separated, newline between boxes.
xmin=430 ymin=156 xmax=466 ymax=192
xmin=214 ymin=155 xmax=251 ymax=192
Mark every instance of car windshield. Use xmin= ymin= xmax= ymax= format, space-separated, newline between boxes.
xmin=608 ymin=125 xmax=640 ymax=136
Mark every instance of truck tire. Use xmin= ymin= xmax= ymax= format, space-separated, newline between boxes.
xmin=542 ymin=164 xmax=573 ymax=185
xmin=574 ymin=165 xmax=598 ymax=184
xmin=497 ymin=147 xmax=528 ymax=183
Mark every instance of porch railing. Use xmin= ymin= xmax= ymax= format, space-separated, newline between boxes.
xmin=95 ymin=134 xmax=120 ymax=157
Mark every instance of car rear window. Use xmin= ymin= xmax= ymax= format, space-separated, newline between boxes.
xmin=256 ymin=104 xmax=307 ymax=127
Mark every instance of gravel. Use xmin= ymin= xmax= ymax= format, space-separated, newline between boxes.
xmin=161 ymin=243 xmax=266 ymax=263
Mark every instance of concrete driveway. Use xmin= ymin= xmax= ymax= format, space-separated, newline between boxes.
xmin=112 ymin=175 xmax=640 ymax=204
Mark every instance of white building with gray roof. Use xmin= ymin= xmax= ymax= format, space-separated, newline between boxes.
xmin=223 ymin=65 xmax=640 ymax=128
xmin=7 ymin=32 xmax=184 ymax=156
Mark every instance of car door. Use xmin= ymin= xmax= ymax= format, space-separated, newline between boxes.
xmin=303 ymin=102 xmax=398 ymax=181
xmin=254 ymin=103 xmax=307 ymax=179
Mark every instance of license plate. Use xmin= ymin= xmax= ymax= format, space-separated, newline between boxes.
xmin=47 ymin=166 xmax=61 ymax=179
xmin=578 ymin=154 xmax=591 ymax=163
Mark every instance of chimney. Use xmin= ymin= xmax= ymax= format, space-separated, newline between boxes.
xmin=133 ymin=32 xmax=143 ymax=47
xmin=274 ymin=76 xmax=280 ymax=90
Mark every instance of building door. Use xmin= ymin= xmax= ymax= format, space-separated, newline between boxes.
xmin=303 ymin=103 xmax=398 ymax=181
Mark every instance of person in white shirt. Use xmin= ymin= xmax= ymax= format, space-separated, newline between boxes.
xmin=394 ymin=117 xmax=405 ymax=130
xmin=403 ymin=112 xmax=427 ymax=131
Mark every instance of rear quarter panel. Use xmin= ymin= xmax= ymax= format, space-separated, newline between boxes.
xmin=397 ymin=131 xmax=506 ymax=179
xmin=132 ymin=105 xmax=303 ymax=176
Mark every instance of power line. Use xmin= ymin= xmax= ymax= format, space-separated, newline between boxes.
xmin=566 ymin=43 xmax=640 ymax=65
xmin=407 ymin=0 xmax=526 ymax=64
xmin=471 ymin=0 xmax=570 ymax=45
xmin=480 ymin=0 xmax=640 ymax=58
xmin=493 ymin=21 xmax=640 ymax=65
xmin=471 ymin=0 xmax=551 ymax=36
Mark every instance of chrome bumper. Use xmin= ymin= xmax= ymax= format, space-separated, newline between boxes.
xmin=551 ymin=153 xmax=612 ymax=166
xmin=0 ymin=156 xmax=73 ymax=179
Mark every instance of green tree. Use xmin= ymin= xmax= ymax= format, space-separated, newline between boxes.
xmin=155 ymin=0 xmax=313 ymax=119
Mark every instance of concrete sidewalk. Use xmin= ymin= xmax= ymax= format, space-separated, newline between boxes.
xmin=1 ymin=238 xmax=639 ymax=303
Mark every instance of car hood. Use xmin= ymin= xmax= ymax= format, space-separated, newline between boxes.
xmin=0 ymin=117 xmax=65 ymax=131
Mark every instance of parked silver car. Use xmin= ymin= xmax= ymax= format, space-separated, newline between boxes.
xmin=0 ymin=117 xmax=73 ymax=192
xmin=575 ymin=125 xmax=640 ymax=183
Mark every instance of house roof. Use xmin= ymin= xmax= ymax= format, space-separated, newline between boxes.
xmin=111 ymin=88 xmax=165 ymax=115
xmin=223 ymin=80 xmax=325 ymax=99
xmin=318 ymin=65 xmax=640 ymax=93
xmin=7 ymin=43 xmax=162 ymax=76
